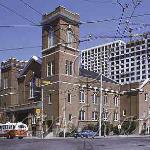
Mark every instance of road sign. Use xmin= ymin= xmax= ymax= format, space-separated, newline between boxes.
xmin=36 ymin=108 xmax=41 ymax=118
xmin=56 ymin=122 xmax=60 ymax=126
xmin=42 ymin=80 xmax=51 ymax=85
xmin=118 ymin=124 xmax=121 ymax=129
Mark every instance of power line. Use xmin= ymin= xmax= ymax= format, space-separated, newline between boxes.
xmin=0 ymin=32 xmax=149 ymax=52
xmin=114 ymin=0 xmax=129 ymax=39
xmin=16 ymin=1 xmax=68 ymax=45
xmin=0 ymin=1 xmax=67 ymax=46
xmin=19 ymin=0 xmax=43 ymax=16
xmin=0 ymin=25 xmax=41 ymax=28
xmin=80 ymin=13 xmax=150 ymax=25
xmin=121 ymin=0 xmax=143 ymax=37
xmin=82 ymin=0 xmax=116 ymax=4
xmin=0 ymin=12 xmax=150 ymax=28
xmin=0 ymin=1 xmax=36 ymax=25
xmin=0 ymin=45 xmax=42 ymax=52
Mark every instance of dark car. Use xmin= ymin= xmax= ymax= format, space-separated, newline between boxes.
xmin=74 ymin=130 xmax=97 ymax=138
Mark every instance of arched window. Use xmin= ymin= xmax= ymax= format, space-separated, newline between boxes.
xmin=66 ymin=30 xmax=73 ymax=48
xmin=29 ymin=80 xmax=34 ymax=98
xmin=48 ymin=29 xmax=55 ymax=48
xmin=79 ymin=110 xmax=85 ymax=120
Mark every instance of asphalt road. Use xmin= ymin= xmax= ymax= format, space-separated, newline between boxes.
xmin=0 ymin=136 xmax=150 ymax=150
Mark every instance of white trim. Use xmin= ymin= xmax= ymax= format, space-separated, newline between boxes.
xmin=42 ymin=49 xmax=78 ymax=58
xmin=82 ymin=40 xmax=125 ymax=52
xmin=79 ymin=90 xmax=85 ymax=103
xmin=47 ymin=80 xmax=119 ymax=94
xmin=114 ymin=95 xmax=119 ymax=107
xmin=92 ymin=111 xmax=98 ymax=120
xmin=47 ymin=61 xmax=54 ymax=77
xmin=79 ymin=110 xmax=85 ymax=120
xmin=29 ymin=81 xmax=34 ymax=98
xmin=48 ymin=94 xmax=52 ymax=104
xmin=44 ymin=80 xmax=80 ymax=87
xmin=92 ymin=93 xmax=97 ymax=104
xmin=123 ymin=109 xmax=126 ymax=116
xmin=49 ymin=73 xmax=78 ymax=79
xmin=114 ymin=112 xmax=118 ymax=121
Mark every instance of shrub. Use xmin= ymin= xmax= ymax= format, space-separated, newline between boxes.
xmin=113 ymin=126 xmax=119 ymax=135
xmin=59 ymin=131 xmax=64 ymax=137
xmin=59 ymin=131 xmax=72 ymax=137
xmin=82 ymin=123 xmax=98 ymax=132
xmin=101 ymin=122 xmax=113 ymax=136
xmin=140 ymin=129 xmax=146 ymax=135
xmin=121 ymin=120 xmax=136 ymax=134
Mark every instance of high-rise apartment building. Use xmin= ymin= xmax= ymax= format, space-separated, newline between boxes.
xmin=112 ymin=38 xmax=150 ymax=84
xmin=81 ymin=40 xmax=125 ymax=78
xmin=81 ymin=38 xmax=150 ymax=84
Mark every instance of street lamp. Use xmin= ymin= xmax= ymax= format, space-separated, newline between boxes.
xmin=99 ymin=60 xmax=103 ymax=137
xmin=41 ymin=80 xmax=52 ymax=139
xmin=63 ymin=98 xmax=66 ymax=138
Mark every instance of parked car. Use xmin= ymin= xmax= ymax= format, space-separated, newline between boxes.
xmin=74 ymin=130 xmax=97 ymax=138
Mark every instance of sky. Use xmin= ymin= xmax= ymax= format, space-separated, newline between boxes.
xmin=0 ymin=0 xmax=150 ymax=62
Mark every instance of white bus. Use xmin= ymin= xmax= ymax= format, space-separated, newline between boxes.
xmin=0 ymin=122 xmax=28 ymax=139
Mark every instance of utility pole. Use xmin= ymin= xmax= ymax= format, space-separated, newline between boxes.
xmin=41 ymin=80 xmax=52 ymax=139
xmin=99 ymin=72 xmax=103 ymax=137
xmin=41 ymin=85 xmax=44 ymax=139
xmin=63 ymin=98 xmax=66 ymax=138
xmin=99 ymin=56 xmax=103 ymax=137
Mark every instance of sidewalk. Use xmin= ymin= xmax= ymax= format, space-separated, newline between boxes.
xmin=23 ymin=134 xmax=150 ymax=139
xmin=94 ymin=134 xmax=150 ymax=139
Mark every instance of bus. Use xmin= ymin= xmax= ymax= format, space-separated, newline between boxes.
xmin=0 ymin=122 xmax=28 ymax=139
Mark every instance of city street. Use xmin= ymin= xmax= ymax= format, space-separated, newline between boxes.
xmin=1 ymin=136 xmax=150 ymax=150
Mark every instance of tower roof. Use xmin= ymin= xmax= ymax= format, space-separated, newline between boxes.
xmin=42 ymin=6 xmax=80 ymax=25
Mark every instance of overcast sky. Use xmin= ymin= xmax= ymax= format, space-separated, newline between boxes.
xmin=0 ymin=0 xmax=149 ymax=62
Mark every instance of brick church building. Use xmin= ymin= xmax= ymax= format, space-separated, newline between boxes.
xmin=0 ymin=6 xmax=150 ymax=136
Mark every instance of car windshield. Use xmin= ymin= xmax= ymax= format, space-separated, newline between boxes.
xmin=83 ymin=130 xmax=92 ymax=132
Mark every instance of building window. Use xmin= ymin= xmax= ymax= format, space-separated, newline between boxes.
xmin=3 ymin=78 xmax=8 ymax=89
xmin=48 ymin=94 xmax=52 ymax=104
xmin=123 ymin=109 xmax=126 ymax=116
xmin=137 ymin=76 xmax=140 ymax=80
xmin=66 ymin=30 xmax=73 ymax=47
xmin=80 ymin=90 xmax=85 ymax=103
xmin=69 ymin=114 xmax=72 ymax=121
xmin=103 ymin=94 xmax=108 ymax=105
xmin=68 ymin=93 xmax=71 ymax=103
xmin=114 ymin=96 xmax=119 ymax=106
xmin=47 ymin=61 xmax=54 ymax=77
xmin=92 ymin=111 xmax=98 ymax=120
xmin=48 ymin=30 xmax=55 ymax=48
xmin=35 ymin=78 xmax=41 ymax=87
xmin=29 ymin=81 xmax=34 ymax=98
xmin=145 ymin=93 xmax=148 ymax=101
xmin=79 ymin=110 xmax=85 ymax=120
xmin=103 ymin=111 xmax=108 ymax=121
xmin=142 ymin=45 xmax=145 ymax=49
xmin=92 ymin=93 xmax=97 ymax=104
xmin=121 ymin=79 xmax=124 ymax=82
xmin=114 ymin=112 xmax=118 ymax=121
xmin=65 ymin=60 xmax=73 ymax=75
